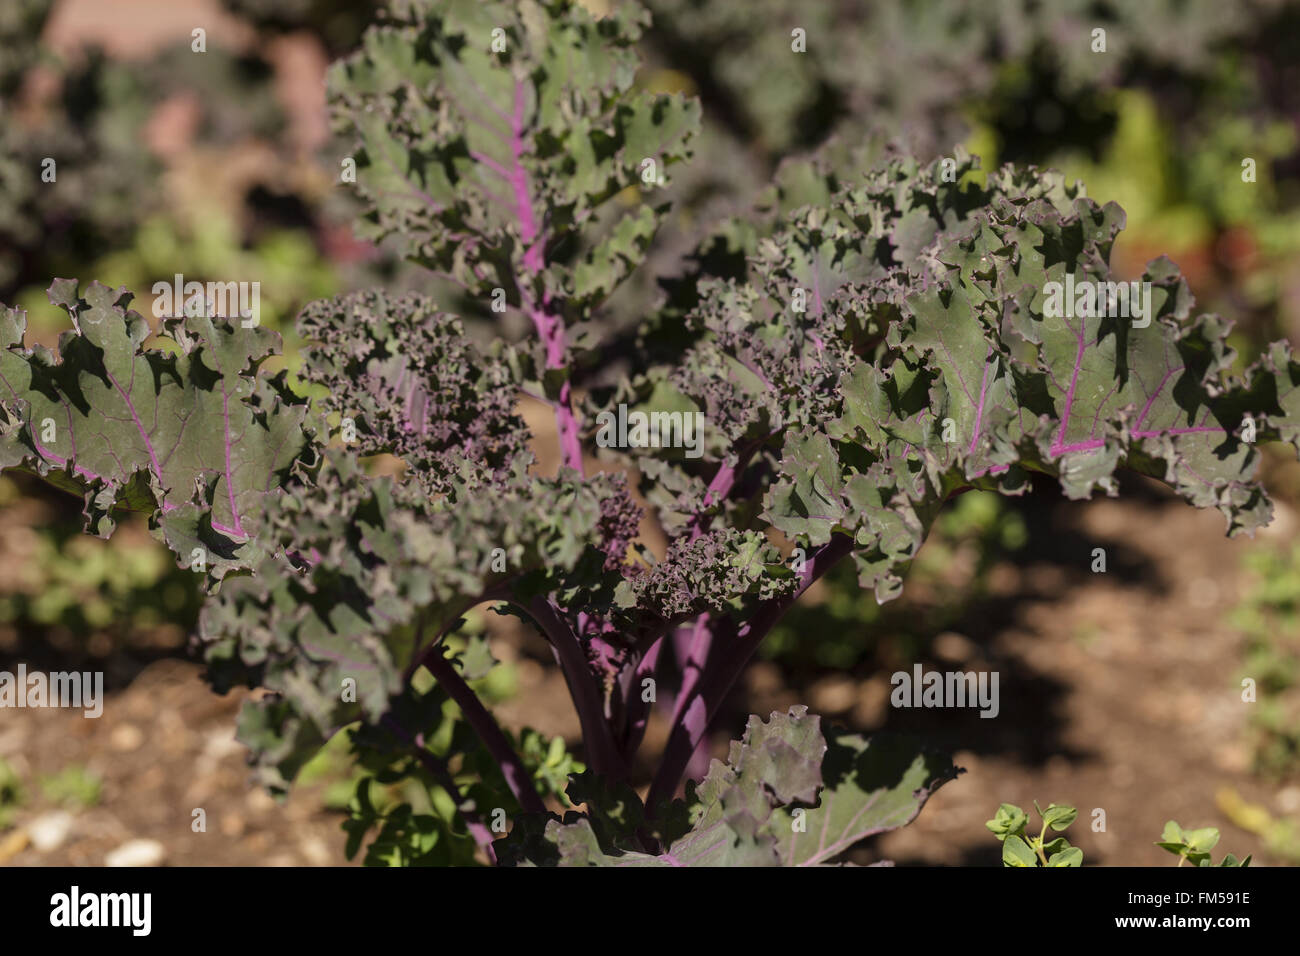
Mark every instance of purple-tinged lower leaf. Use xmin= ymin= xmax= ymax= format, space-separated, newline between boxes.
xmin=499 ymin=706 xmax=957 ymax=866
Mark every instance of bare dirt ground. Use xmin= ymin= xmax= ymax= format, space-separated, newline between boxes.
xmin=870 ymin=483 xmax=1298 ymax=866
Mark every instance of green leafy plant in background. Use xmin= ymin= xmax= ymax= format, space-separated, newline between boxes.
xmin=0 ymin=2 xmax=301 ymax=303
xmin=986 ymin=800 xmax=1084 ymax=867
xmin=643 ymin=0 xmax=1296 ymax=165
xmin=18 ymin=214 xmax=338 ymax=336
xmin=220 ymin=0 xmax=384 ymax=55
xmin=38 ymin=765 xmax=102 ymax=809
xmin=1229 ymin=541 xmax=1300 ymax=779
xmin=0 ymin=758 xmax=23 ymax=830
xmin=0 ymin=474 xmax=202 ymax=657
xmin=3 ymin=0 xmax=1300 ymax=868
xmin=988 ymin=803 xmax=1252 ymax=866
xmin=1156 ymin=820 xmax=1251 ymax=867
xmin=1216 ymin=786 xmax=1300 ymax=863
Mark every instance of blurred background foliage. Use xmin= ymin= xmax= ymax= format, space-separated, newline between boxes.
xmin=1 ymin=0 xmax=1300 ymax=862
xmin=1231 ymin=542 xmax=1300 ymax=781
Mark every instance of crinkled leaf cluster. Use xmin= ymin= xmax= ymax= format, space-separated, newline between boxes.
xmin=199 ymin=449 xmax=611 ymax=790
xmin=598 ymin=153 xmax=1300 ymax=605
xmin=297 ymin=289 xmax=532 ymax=494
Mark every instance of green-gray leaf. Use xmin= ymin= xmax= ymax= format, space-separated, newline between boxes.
xmin=0 ymin=280 xmax=316 ymax=577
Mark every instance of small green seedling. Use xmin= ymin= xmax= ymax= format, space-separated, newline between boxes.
xmin=1156 ymin=821 xmax=1251 ymax=867
xmin=39 ymin=765 xmax=102 ymax=809
xmin=989 ymin=803 xmax=1254 ymax=867
xmin=986 ymin=801 xmax=1083 ymax=867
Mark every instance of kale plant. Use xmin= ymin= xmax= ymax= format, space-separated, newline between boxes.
xmin=3 ymin=0 xmax=1299 ymax=866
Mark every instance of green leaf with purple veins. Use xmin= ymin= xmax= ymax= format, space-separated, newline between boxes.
xmin=330 ymin=0 xmax=699 ymax=322
xmin=0 ymin=280 xmax=317 ymax=578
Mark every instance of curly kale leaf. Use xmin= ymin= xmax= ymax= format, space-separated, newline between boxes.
xmin=329 ymin=0 xmax=699 ymax=324
xmin=612 ymin=528 xmax=796 ymax=629
xmin=0 ymin=280 xmax=318 ymax=578
xmin=296 ymin=289 xmax=532 ymax=494
xmin=604 ymin=153 xmax=1068 ymax=533
xmin=603 ymin=155 xmax=1299 ymax=601
xmin=198 ymin=450 xmax=611 ymax=791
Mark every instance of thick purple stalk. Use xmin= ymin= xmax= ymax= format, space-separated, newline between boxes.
xmin=668 ymin=614 xmax=714 ymax=781
xmin=619 ymin=637 xmax=664 ymax=758
xmin=684 ymin=461 xmax=737 ymax=539
xmin=419 ymin=645 xmax=547 ymax=815
xmin=645 ymin=533 xmax=855 ymax=811
xmin=527 ymin=596 xmax=624 ymax=778
xmin=655 ymin=447 xmax=761 ymax=771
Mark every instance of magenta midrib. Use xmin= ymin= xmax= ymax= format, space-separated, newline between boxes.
xmin=968 ymin=348 xmax=993 ymax=455
xmin=967 ymin=345 xmax=1225 ymax=478
xmin=500 ymin=79 xmax=584 ymax=474
xmin=502 ymin=81 xmax=560 ymax=362
xmin=1051 ymin=319 xmax=1087 ymax=454
xmin=0 ymin=363 xmax=153 ymax=490
xmin=1133 ymin=364 xmax=1184 ymax=430
xmin=103 ymin=365 xmax=165 ymax=484
xmin=507 ymin=81 xmax=545 ymax=280
xmin=218 ymin=381 xmax=247 ymax=539
xmin=806 ymin=786 xmax=887 ymax=866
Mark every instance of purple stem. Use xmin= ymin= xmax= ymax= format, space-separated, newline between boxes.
xmin=419 ymin=644 xmax=547 ymax=815
xmin=621 ymin=637 xmax=665 ymax=757
xmin=401 ymin=584 xmax=514 ymax=685
xmin=684 ymin=461 xmax=737 ymax=539
xmin=656 ymin=443 xmax=764 ymax=766
xmin=668 ymin=615 xmax=714 ymax=780
xmin=527 ymin=596 xmax=624 ymax=779
xmin=645 ymin=533 xmax=855 ymax=811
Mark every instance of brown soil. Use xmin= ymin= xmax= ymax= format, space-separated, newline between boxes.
xmin=869 ymin=484 xmax=1299 ymax=866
